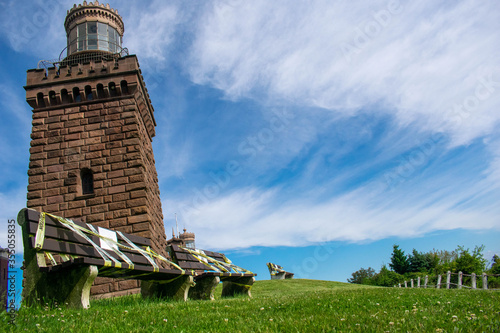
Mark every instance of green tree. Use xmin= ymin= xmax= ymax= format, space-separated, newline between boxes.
xmin=490 ymin=254 xmax=500 ymax=274
xmin=487 ymin=254 xmax=500 ymax=288
xmin=371 ymin=265 xmax=403 ymax=287
xmin=389 ymin=244 xmax=409 ymax=274
xmin=408 ymin=249 xmax=439 ymax=273
xmin=347 ymin=267 xmax=375 ymax=284
xmin=408 ymin=249 xmax=427 ymax=272
xmin=430 ymin=249 xmax=458 ymax=274
xmin=454 ymin=245 xmax=487 ymax=274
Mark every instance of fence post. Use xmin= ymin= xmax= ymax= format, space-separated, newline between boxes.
xmin=404 ymin=281 xmax=407 ymax=288
xmin=482 ymin=273 xmax=488 ymax=290
xmin=411 ymin=279 xmax=414 ymax=288
xmin=437 ymin=275 xmax=441 ymax=289
xmin=471 ymin=273 xmax=476 ymax=289
xmin=424 ymin=275 xmax=428 ymax=288
xmin=446 ymin=271 xmax=451 ymax=289
xmin=458 ymin=271 xmax=462 ymax=289
xmin=417 ymin=277 xmax=421 ymax=288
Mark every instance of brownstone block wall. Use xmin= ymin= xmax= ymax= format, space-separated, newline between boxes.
xmin=25 ymin=56 xmax=168 ymax=298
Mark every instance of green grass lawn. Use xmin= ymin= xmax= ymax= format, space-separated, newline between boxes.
xmin=2 ymin=279 xmax=499 ymax=332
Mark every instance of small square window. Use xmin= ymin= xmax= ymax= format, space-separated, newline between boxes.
xmin=88 ymin=22 xmax=97 ymax=34
xmin=81 ymin=169 xmax=94 ymax=195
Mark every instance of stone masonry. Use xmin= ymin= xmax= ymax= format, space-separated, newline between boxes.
xmin=24 ymin=56 xmax=168 ymax=298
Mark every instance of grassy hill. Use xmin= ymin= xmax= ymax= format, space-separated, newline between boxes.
xmin=2 ymin=279 xmax=499 ymax=332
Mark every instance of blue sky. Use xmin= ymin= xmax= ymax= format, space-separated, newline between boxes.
xmin=1 ymin=0 xmax=500 ymax=302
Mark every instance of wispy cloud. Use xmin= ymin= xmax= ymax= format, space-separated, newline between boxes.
xmin=124 ymin=0 xmax=182 ymax=62
xmin=187 ymin=0 xmax=500 ymax=146
xmin=165 ymin=167 xmax=500 ymax=250
xmin=0 ymin=0 xmax=70 ymax=59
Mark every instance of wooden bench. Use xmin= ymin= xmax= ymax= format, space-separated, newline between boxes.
xmin=18 ymin=208 xmax=194 ymax=309
xmin=267 ymin=262 xmax=294 ymax=280
xmin=168 ymin=244 xmax=256 ymax=300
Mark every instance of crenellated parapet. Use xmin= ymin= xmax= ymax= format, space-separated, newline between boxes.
xmin=25 ymin=55 xmax=156 ymax=139
xmin=65 ymin=1 xmax=124 ymax=36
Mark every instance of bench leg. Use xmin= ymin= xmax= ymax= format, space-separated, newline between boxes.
xmin=22 ymin=264 xmax=98 ymax=309
xmin=221 ymin=276 xmax=255 ymax=298
xmin=271 ymin=272 xmax=286 ymax=280
xmin=141 ymin=275 xmax=194 ymax=302
xmin=189 ymin=276 xmax=220 ymax=300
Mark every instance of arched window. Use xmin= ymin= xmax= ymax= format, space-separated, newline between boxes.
xmin=48 ymin=91 xmax=57 ymax=105
xmin=81 ymin=169 xmax=94 ymax=195
xmin=85 ymin=85 xmax=93 ymax=101
xmin=73 ymin=87 xmax=81 ymax=102
xmin=109 ymin=82 xmax=117 ymax=97
xmin=61 ymin=89 xmax=70 ymax=104
xmin=96 ymin=83 xmax=105 ymax=99
xmin=120 ymin=80 xmax=129 ymax=94
xmin=37 ymin=92 xmax=45 ymax=108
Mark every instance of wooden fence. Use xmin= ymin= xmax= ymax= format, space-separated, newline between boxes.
xmin=395 ymin=271 xmax=500 ymax=290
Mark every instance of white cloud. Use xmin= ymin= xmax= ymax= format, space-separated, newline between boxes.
xmin=188 ymin=0 xmax=500 ymax=146
xmin=156 ymin=139 xmax=194 ymax=180
xmin=0 ymin=83 xmax=32 ymax=127
xmin=164 ymin=174 xmax=500 ymax=250
xmin=483 ymin=138 xmax=500 ymax=188
xmin=124 ymin=0 xmax=182 ymax=62
xmin=0 ymin=0 xmax=70 ymax=59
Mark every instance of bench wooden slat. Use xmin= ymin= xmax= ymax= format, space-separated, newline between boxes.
xmin=202 ymin=250 xmax=224 ymax=259
xmin=30 ymin=237 xmax=154 ymax=266
xmin=170 ymin=246 xmax=226 ymax=263
xmin=28 ymin=221 xmax=100 ymax=247
xmin=174 ymin=252 xmax=200 ymax=262
xmin=178 ymin=261 xmax=208 ymax=270
xmin=39 ymin=257 xmax=188 ymax=280
xmin=169 ymin=245 xmax=256 ymax=279
xmin=25 ymin=209 xmax=151 ymax=247
xmin=27 ymin=221 xmax=153 ymax=260
xmin=170 ymin=244 xmax=188 ymax=253
xmin=201 ymin=271 xmax=254 ymax=278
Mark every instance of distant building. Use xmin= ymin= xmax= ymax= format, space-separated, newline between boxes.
xmin=0 ymin=248 xmax=8 ymax=310
xmin=167 ymin=229 xmax=196 ymax=249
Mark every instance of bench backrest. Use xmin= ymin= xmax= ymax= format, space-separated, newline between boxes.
xmin=168 ymin=244 xmax=255 ymax=276
xmin=20 ymin=208 xmax=154 ymax=267
xmin=267 ymin=262 xmax=286 ymax=274
xmin=168 ymin=244 xmax=227 ymax=271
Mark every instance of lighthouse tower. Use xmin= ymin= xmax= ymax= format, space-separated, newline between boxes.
xmin=24 ymin=1 xmax=168 ymax=298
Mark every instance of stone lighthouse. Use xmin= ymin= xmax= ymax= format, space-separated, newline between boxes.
xmin=24 ymin=1 xmax=168 ymax=298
